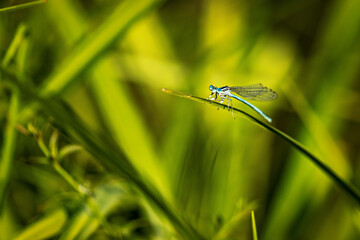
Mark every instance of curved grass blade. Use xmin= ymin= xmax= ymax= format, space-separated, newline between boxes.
xmin=251 ymin=210 xmax=258 ymax=240
xmin=12 ymin=208 xmax=67 ymax=240
xmin=0 ymin=0 xmax=47 ymax=13
xmin=41 ymin=0 xmax=165 ymax=97
xmin=162 ymin=88 xmax=360 ymax=204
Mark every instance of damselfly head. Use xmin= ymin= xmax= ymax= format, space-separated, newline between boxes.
xmin=209 ymin=85 xmax=216 ymax=91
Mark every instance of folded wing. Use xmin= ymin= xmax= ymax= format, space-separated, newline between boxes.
xmin=230 ymin=83 xmax=277 ymax=101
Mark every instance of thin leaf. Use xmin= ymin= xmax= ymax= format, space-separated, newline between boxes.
xmin=1 ymin=24 xmax=28 ymax=66
xmin=13 ymin=208 xmax=67 ymax=240
xmin=162 ymin=88 xmax=360 ymax=204
xmin=251 ymin=210 xmax=258 ymax=240
xmin=49 ymin=130 xmax=59 ymax=158
xmin=58 ymin=145 xmax=83 ymax=160
xmin=40 ymin=0 xmax=165 ymax=97
xmin=0 ymin=0 xmax=47 ymax=13
xmin=0 ymin=24 xmax=28 ymax=209
xmin=214 ymin=202 xmax=257 ymax=240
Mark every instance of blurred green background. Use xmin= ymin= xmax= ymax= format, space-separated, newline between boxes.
xmin=1 ymin=0 xmax=360 ymax=239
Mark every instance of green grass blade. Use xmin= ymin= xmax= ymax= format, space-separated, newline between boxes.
xmin=1 ymin=24 xmax=28 ymax=66
xmin=89 ymin=59 xmax=171 ymax=201
xmin=214 ymin=202 xmax=257 ymax=239
xmin=40 ymin=0 xmax=165 ymax=97
xmin=0 ymin=0 xmax=46 ymax=13
xmin=282 ymin=77 xmax=348 ymax=175
xmin=162 ymin=88 xmax=360 ymax=204
xmin=0 ymin=24 xmax=28 ymax=209
xmin=0 ymin=91 xmax=19 ymax=209
xmin=13 ymin=208 xmax=67 ymax=240
xmin=251 ymin=210 xmax=258 ymax=240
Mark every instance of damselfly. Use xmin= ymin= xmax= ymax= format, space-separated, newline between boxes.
xmin=207 ymin=84 xmax=277 ymax=122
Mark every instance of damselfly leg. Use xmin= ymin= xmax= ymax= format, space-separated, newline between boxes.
xmin=219 ymin=94 xmax=235 ymax=117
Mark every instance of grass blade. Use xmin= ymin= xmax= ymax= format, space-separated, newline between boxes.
xmin=18 ymin=0 xmax=165 ymax=124
xmin=214 ymin=202 xmax=257 ymax=239
xmin=13 ymin=208 xmax=67 ymax=240
xmin=0 ymin=89 xmax=19 ymax=210
xmin=40 ymin=0 xmax=165 ymax=97
xmin=0 ymin=0 xmax=47 ymax=13
xmin=0 ymin=24 xmax=28 ymax=209
xmin=251 ymin=210 xmax=258 ymax=240
xmin=162 ymin=88 xmax=360 ymax=204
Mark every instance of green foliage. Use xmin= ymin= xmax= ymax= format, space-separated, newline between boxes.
xmin=0 ymin=0 xmax=47 ymax=13
xmin=1 ymin=0 xmax=360 ymax=239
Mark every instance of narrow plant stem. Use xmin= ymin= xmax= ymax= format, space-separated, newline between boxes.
xmin=214 ymin=203 xmax=257 ymax=239
xmin=254 ymin=118 xmax=360 ymax=204
xmin=0 ymin=0 xmax=47 ymax=13
xmin=0 ymin=92 xmax=19 ymax=210
xmin=0 ymin=24 xmax=28 ymax=210
xmin=1 ymin=24 xmax=28 ymax=66
xmin=49 ymin=130 xmax=59 ymax=160
xmin=281 ymin=77 xmax=348 ymax=175
xmin=162 ymin=89 xmax=360 ymax=205
xmin=51 ymin=156 xmax=120 ymax=237
xmin=37 ymin=136 xmax=50 ymax=158
xmin=251 ymin=210 xmax=258 ymax=240
xmin=51 ymin=160 xmax=88 ymax=197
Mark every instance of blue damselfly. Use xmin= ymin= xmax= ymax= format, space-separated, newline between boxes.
xmin=207 ymin=84 xmax=277 ymax=122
